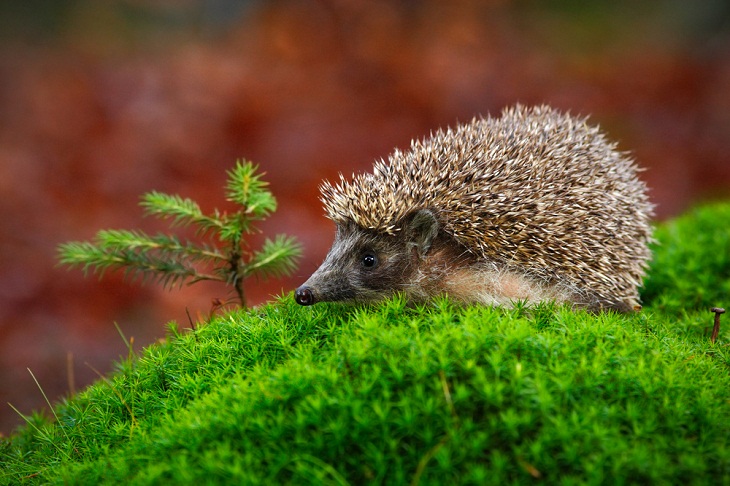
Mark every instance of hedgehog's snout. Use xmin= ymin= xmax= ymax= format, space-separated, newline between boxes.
xmin=295 ymin=286 xmax=316 ymax=306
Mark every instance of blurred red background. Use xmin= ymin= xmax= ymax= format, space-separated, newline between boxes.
xmin=1 ymin=0 xmax=729 ymax=435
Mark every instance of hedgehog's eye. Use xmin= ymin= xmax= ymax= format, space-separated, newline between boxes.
xmin=361 ymin=253 xmax=378 ymax=269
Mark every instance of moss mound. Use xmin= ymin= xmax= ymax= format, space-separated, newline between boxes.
xmin=2 ymin=202 xmax=730 ymax=485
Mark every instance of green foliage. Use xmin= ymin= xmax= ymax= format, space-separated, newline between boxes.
xmin=4 ymin=201 xmax=728 ymax=484
xmin=57 ymin=160 xmax=301 ymax=307
xmin=642 ymin=201 xmax=730 ymax=313
xmin=225 ymin=162 xmax=277 ymax=220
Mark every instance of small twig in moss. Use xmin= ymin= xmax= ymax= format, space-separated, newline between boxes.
xmin=710 ymin=307 xmax=725 ymax=343
xmin=438 ymin=370 xmax=457 ymax=421
xmin=113 ymin=321 xmax=135 ymax=363
xmin=517 ymin=457 xmax=542 ymax=479
xmin=66 ymin=352 xmax=76 ymax=396
xmin=185 ymin=307 xmax=199 ymax=342
xmin=410 ymin=435 xmax=450 ymax=486
xmin=208 ymin=297 xmax=239 ymax=321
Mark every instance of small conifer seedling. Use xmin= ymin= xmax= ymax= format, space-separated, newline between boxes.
xmin=58 ymin=160 xmax=301 ymax=307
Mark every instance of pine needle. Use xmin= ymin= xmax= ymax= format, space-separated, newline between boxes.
xmin=56 ymin=159 xmax=301 ymax=307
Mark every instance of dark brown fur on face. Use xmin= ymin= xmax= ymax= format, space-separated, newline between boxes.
xmin=296 ymin=210 xmax=452 ymax=305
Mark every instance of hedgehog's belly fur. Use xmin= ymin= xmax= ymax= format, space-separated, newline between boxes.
xmin=396 ymin=238 xmax=628 ymax=310
xmin=404 ymin=259 xmax=574 ymax=307
xmin=442 ymin=265 xmax=577 ymax=308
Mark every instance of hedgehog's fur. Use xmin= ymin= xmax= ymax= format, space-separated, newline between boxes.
xmin=296 ymin=104 xmax=653 ymax=311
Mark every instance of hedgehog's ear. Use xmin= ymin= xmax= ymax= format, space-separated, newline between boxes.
xmin=406 ymin=209 xmax=439 ymax=259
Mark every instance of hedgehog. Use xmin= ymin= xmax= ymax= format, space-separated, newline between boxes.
xmin=295 ymin=104 xmax=653 ymax=312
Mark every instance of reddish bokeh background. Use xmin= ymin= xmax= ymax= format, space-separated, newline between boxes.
xmin=1 ymin=1 xmax=729 ymax=435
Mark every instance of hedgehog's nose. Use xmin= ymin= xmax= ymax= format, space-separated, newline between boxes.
xmin=295 ymin=286 xmax=316 ymax=306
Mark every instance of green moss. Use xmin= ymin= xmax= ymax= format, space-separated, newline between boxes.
xmin=642 ymin=201 xmax=730 ymax=312
xmin=3 ymin=202 xmax=730 ymax=485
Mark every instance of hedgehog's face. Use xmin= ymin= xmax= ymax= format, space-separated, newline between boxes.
xmin=295 ymin=210 xmax=439 ymax=305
